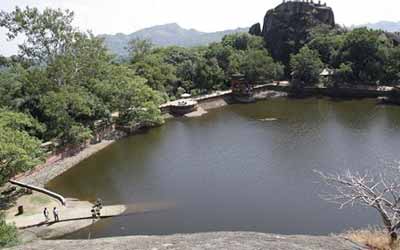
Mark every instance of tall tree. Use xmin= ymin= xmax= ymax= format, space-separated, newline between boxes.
xmin=0 ymin=7 xmax=77 ymax=63
xmin=290 ymin=46 xmax=323 ymax=87
xmin=0 ymin=109 xmax=44 ymax=185
xmin=336 ymin=28 xmax=388 ymax=83
xmin=127 ymin=38 xmax=154 ymax=63
xmin=240 ymin=49 xmax=283 ymax=82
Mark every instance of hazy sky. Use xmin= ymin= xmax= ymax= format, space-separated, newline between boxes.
xmin=1 ymin=0 xmax=400 ymax=56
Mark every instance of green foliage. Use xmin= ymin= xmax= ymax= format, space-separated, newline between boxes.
xmin=0 ymin=7 xmax=164 ymax=144
xmin=296 ymin=26 xmax=400 ymax=86
xmin=132 ymin=54 xmax=177 ymax=95
xmin=333 ymin=63 xmax=353 ymax=86
xmin=308 ymin=26 xmax=344 ymax=65
xmin=39 ymin=86 xmax=108 ymax=143
xmin=335 ymin=28 xmax=388 ymax=83
xmin=290 ymin=46 xmax=323 ymax=87
xmin=222 ymin=33 xmax=264 ymax=51
xmin=0 ymin=109 xmax=44 ymax=185
xmin=383 ymin=46 xmax=400 ymax=84
xmin=0 ymin=213 xmax=18 ymax=248
xmin=240 ymin=49 xmax=284 ymax=82
xmin=128 ymin=38 xmax=154 ymax=63
xmin=0 ymin=7 xmax=77 ymax=63
xmin=128 ymin=34 xmax=283 ymax=99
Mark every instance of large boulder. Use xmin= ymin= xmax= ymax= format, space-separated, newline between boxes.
xmin=251 ymin=1 xmax=335 ymax=65
xmin=249 ymin=23 xmax=262 ymax=36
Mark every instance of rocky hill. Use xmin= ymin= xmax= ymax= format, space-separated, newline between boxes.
xmin=250 ymin=1 xmax=335 ymax=64
xmin=100 ymin=23 xmax=248 ymax=57
xmin=360 ymin=21 xmax=400 ymax=32
xmin=7 ymin=232 xmax=366 ymax=250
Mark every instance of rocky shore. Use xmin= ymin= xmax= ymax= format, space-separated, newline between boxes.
xmin=6 ymin=232 xmax=366 ymax=250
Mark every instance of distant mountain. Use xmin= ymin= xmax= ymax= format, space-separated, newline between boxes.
xmin=100 ymin=23 xmax=248 ymax=57
xmin=358 ymin=21 xmax=400 ymax=32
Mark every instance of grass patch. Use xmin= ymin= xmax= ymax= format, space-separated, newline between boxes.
xmin=344 ymin=227 xmax=400 ymax=250
xmin=30 ymin=195 xmax=51 ymax=205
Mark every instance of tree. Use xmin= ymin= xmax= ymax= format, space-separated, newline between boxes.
xmin=0 ymin=110 xmax=44 ymax=185
xmin=0 ymin=7 xmax=77 ymax=64
xmin=240 ymin=49 xmax=283 ymax=82
xmin=332 ymin=63 xmax=353 ymax=86
xmin=92 ymin=65 xmax=164 ymax=127
xmin=316 ymin=167 xmax=400 ymax=243
xmin=39 ymin=86 xmax=108 ymax=143
xmin=127 ymin=38 xmax=154 ymax=63
xmin=290 ymin=46 xmax=323 ymax=87
xmin=336 ymin=28 xmax=388 ymax=83
xmin=308 ymin=26 xmax=344 ymax=65
xmin=193 ymin=57 xmax=226 ymax=91
xmin=132 ymin=54 xmax=177 ymax=96
xmin=0 ymin=66 xmax=25 ymax=110
xmin=0 ymin=6 xmax=165 ymax=145
xmin=383 ymin=46 xmax=400 ymax=84
xmin=0 ymin=213 xmax=18 ymax=248
xmin=46 ymin=32 xmax=111 ymax=87
xmin=222 ymin=33 xmax=264 ymax=51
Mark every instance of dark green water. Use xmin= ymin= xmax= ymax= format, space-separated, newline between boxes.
xmin=48 ymin=98 xmax=400 ymax=238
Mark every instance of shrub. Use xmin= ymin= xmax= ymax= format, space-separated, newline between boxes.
xmin=0 ymin=213 xmax=19 ymax=248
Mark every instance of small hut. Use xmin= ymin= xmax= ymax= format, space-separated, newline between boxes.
xmin=231 ymin=73 xmax=255 ymax=103
xmin=320 ymin=68 xmax=334 ymax=86
xmin=320 ymin=68 xmax=334 ymax=78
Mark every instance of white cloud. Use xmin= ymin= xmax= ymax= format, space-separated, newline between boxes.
xmin=1 ymin=0 xmax=399 ymax=56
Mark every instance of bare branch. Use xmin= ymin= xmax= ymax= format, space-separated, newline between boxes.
xmin=314 ymin=167 xmax=400 ymax=233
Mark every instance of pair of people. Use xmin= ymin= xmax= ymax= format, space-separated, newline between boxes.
xmin=91 ymin=198 xmax=103 ymax=219
xmin=43 ymin=207 xmax=59 ymax=222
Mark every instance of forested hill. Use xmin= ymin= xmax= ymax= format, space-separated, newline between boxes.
xmin=100 ymin=23 xmax=248 ymax=57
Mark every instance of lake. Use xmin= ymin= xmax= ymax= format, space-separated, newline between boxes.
xmin=47 ymin=98 xmax=400 ymax=238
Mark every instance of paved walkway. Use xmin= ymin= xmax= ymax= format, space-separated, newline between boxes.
xmin=6 ymin=198 xmax=126 ymax=239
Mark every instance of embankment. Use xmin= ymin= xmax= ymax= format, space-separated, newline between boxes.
xmin=15 ymin=139 xmax=117 ymax=188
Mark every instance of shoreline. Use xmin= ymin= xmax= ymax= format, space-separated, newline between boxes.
xmin=1 ymin=92 xmax=241 ymax=242
xmin=5 ymin=82 xmax=399 ymax=189
xmin=1 ymin=89 xmax=391 ymax=244
xmin=15 ymin=139 xmax=117 ymax=188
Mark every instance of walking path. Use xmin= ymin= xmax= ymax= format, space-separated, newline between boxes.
xmin=5 ymin=192 xmax=173 ymax=241
xmin=5 ymin=195 xmax=126 ymax=239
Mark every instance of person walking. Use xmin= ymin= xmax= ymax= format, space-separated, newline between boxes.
xmin=43 ymin=208 xmax=49 ymax=222
xmin=53 ymin=207 xmax=59 ymax=222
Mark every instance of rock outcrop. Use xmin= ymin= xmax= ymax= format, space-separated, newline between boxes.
xmin=7 ymin=232 xmax=366 ymax=250
xmin=250 ymin=1 xmax=335 ymax=64
xmin=249 ymin=23 xmax=262 ymax=36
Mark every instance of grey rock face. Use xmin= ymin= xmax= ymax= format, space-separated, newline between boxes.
xmin=249 ymin=23 xmax=262 ymax=36
xmin=252 ymin=1 xmax=335 ymax=64
xmin=7 ymin=232 xmax=367 ymax=250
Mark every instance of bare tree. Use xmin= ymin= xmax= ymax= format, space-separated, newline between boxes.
xmin=315 ymin=166 xmax=400 ymax=241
